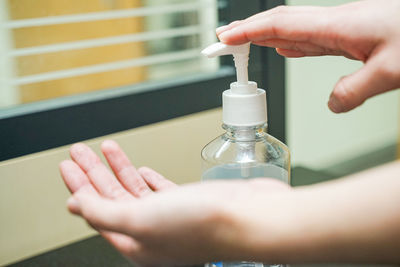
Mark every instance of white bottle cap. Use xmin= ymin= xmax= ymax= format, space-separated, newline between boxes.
xmin=201 ymin=42 xmax=267 ymax=127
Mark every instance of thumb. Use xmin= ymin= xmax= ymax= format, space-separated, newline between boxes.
xmin=328 ymin=54 xmax=398 ymax=113
xmin=68 ymin=193 xmax=138 ymax=236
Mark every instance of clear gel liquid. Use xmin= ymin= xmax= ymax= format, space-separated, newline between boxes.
xmin=202 ymin=163 xmax=288 ymax=267
xmin=203 ymin=163 xmax=288 ymax=183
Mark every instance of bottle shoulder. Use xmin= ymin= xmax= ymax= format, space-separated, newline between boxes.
xmin=264 ymin=133 xmax=290 ymax=154
xmin=202 ymin=132 xmax=289 ymax=150
xmin=201 ymin=132 xmax=290 ymax=164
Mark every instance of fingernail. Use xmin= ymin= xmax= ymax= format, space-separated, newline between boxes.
xmin=328 ymin=96 xmax=343 ymax=113
xmin=216 ymin=25 xmax=229 ymax=35
xmin=218 ymin=30 xmax=231 ymax=42
xmin=67 ymin=196 xmax=81 ymax=212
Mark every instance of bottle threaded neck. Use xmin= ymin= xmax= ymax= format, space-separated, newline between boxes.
xmin=222 ymin=123 xmax=267 ymax=141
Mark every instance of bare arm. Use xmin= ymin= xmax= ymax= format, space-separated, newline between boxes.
xmin=236 ymin=161 xmax=400 ymax=264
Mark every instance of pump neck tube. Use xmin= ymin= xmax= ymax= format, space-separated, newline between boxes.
xmin=234 ymin=54 xmax=249 ymax=85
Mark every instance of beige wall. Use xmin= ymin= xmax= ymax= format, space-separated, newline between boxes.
xmin=0 ymin=108 xmax=223 ymax=265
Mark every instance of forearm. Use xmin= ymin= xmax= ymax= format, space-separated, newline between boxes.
xmin=239 ymin=161 xmax=400 ymax=264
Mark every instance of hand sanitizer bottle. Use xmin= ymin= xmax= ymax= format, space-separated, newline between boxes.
xmin=201 ymin=43 xmax=290 ymax=267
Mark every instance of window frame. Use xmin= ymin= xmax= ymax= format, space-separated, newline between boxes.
xmin=0 ymin=0 xmax=285 ymax=161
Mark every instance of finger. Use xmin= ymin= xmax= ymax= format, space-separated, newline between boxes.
xmin=218 ymin=7 xmax=329 ymax=45
xmin=66 ymin=184 xmax=99 ymax=215
xmin=216 ymin=20 xmax=241 ymax=35
xmin=256 ymin=38 xmax=328 ymax=52
xmin=101 ymin=140 xmax=152 ymax=197
xmin=276 ymin=47 xmax=357 ymax=60
xmin=60 ymin=160 xmax=93 ymax=193
xmin=64 ymin=187 xmax=138 ymax=257
xmin=276 ymin=48 xmax=305 ymax=58
xmin=100 ymin=231 xmax=138 ymax=257
xmin=67 ymin=193 xmax=139 ymax=236
xmin=254 ymin=38 xmax=356 ymax=60
xmin=70 ymin=143 xmax=132 ymax=200
xmin=138 ymin=166 xmax=177 ymax=191
xmin=216 ymin=5 xmax=323 ymax=36
xmin=328 ymin=52 xmax=400 ymax=113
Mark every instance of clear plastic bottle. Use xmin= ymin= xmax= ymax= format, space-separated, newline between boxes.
xmin=202 ymin=123 xmax=290 ymax=183
xmin=201 ymin=124 xmax=290 ymax=267
xmin=200 ymin=42 xmax=290 ymax=267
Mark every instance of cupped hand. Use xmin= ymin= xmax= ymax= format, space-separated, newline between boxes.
xmin=59 ymin=140 xmax=290 ymax=267
xmin=217 ymin=0 xmax=400 ymax=113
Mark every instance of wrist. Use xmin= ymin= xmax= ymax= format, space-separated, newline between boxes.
xmin=219 ymin=191 xmax=299 ymax=263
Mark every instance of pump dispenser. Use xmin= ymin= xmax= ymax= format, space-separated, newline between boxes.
xmin=202 ymin=42 xmax=267 ymax=127
xmin=201 ymin=42 xmax=290 ymax=267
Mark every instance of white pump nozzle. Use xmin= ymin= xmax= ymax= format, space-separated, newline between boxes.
xmin=201 ymin=42 xmax=249 ymax=57
xmin=201 ymin=42 xmax=250 ymax=86
xmin=201 ymin=42 xmax=267 ymax=127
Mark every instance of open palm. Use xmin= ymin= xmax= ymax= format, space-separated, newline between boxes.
xmin=59 ymin=140 xmax=290 ymax=266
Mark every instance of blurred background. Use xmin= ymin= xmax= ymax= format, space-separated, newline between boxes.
xmin=0 ymin=0 xmax=398 ymax=265
xmin=0 ymin=0 xmax=218 ymax=105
